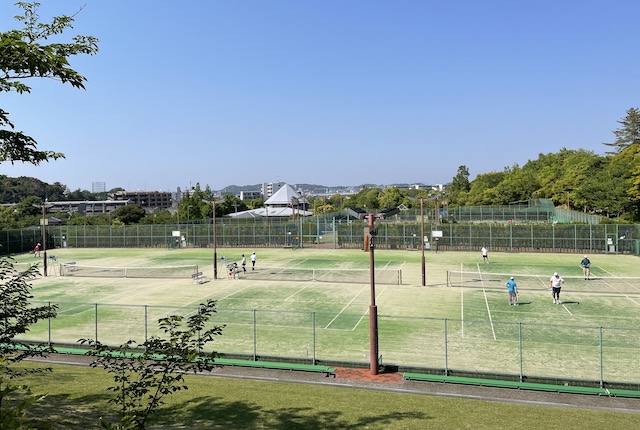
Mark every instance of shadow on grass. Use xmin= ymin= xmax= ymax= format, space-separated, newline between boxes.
xmin=22 ymin=392 xmax=116 ymax=430
xmin=24 ymin=393 xmax=430 ymax=429
xmin=151 ymin=396 xmax=431 ymax=429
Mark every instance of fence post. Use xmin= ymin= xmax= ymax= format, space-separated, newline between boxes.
xmin=95 ymin=303 xmax=99 ymax=343
xmin=510 ymin=223 xmax=513 ymax=252
xmin=444 ymin=318 xmax=449 ymax=375
xmin=312 ymin=312 xmax=316 ymax=365
xmin=599 ymin=326 xmax=604 ymax=388
xmin=144 ymin=305 xmax=148 ymax=343
xmin=519 ymin=322 xmax=523 ymax=382
xmin=48 ymin=301 xmax=52 ymax=347
xmin=253 ymin=309 xmax=257 ymax=361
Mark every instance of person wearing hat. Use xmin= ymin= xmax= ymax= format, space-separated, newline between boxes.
xmin=505 ymin=276 xmax=518 ymax=305
xmin=580 ymin=255 xmax=591 ymax=280
xmin=549 ymin=272 xmax=564 ymax=304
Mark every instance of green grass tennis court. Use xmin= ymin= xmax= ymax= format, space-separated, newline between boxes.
xmin=14 ymin=247 xmax=640 ymax=386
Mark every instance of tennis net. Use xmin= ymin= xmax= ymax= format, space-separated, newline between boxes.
xmin=447 ymin=270 xmax=640 ymax=295
xmin=245 ymin=267 xmax=402 ymax=285
xmin=60 ymin=263 xmax=198 ymax=279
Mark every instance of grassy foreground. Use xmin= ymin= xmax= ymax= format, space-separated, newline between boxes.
xmin=18 ymin=363 xmax=639 ymax=430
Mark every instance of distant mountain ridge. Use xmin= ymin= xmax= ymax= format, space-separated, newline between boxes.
xmin=219 ymin=183 xmax=431 ymax=196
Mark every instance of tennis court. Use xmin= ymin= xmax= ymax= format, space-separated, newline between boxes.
xmin=14 ymin=247 xmax=640 ymax=385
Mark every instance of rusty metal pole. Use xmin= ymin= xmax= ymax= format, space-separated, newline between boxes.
xmin=212 ymin=200 xmax=217 ymax=279
xmin=41 ymin=203 xmax=48 ymax=277
xmin=420 ymin=198 xmax=426 ymax=286
xmin=367 ymin=214 xmax=379 ymax=375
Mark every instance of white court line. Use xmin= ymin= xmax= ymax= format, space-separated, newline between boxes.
xmin=324 ymin=286 xmax=368 ymax=329
xmin=477 ymin=263 xmax=497 ymax=341
xmin=351 ymin=285 xmax=390 ymax=331
xmin=285 ymin=282 xmax=315 ymax=301
xmin=560 ymin=303 xmax=573 ymax=315
xmin=255 ymin=258 xmax=310 ymax=281
xmin=378 ymin=261 xmax=392 ymax=270
xmin=58 ymin=280 xmax=185 ymax=315
xmin=594 ymin=267 xmax=640 ymax=307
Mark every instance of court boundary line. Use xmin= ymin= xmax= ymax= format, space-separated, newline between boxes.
xmin=351 ymin=284 xmax=390 ymax=331
xmin=478 ymin=263 xmax=497 ymax=340
xmin=325 ymin=286 xmax=368 ymax=329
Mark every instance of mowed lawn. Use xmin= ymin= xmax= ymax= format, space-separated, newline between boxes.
xmin=17 ymin=362 xmax=640 ymax=430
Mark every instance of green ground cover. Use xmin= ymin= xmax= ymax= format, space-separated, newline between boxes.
xmin=13 ymin=248 xmax=640 ymax=382
xmin=16 ymin=363 xmax=640 ymax=430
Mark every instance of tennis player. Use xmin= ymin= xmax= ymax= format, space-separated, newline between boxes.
xmin=550 ymin=272 xmax=564 ymax=304
xmin=581 ymin=255 xmax=591 ymax=280
xmin=505 ymin=276 xmax=518 ymax=305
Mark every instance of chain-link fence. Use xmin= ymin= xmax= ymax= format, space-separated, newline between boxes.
xmin=23 ymin=302 xmax=640 ymax=388
xmin=2 ymin=217 xmax=638 ymax=256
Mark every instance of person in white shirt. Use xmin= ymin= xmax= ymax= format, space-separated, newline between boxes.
xmin=549 ymin=272 xmax=564 ymax=304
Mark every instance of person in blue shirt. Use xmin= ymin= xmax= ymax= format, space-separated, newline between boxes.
xmin=506 ymin=276 xmax=518 ymax=305
xmin=580 ymin=255 xmax=591 ymax=280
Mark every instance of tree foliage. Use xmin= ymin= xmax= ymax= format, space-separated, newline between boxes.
xmin=0 ymin=1 xmax=99 ymax=165
xmin=80 ymin=299 xmax=224 ymax=430
xmin=112 ymin=204 xmax=146 ymax=225
xmin=603 ymin=107 xmax=640 ymax=154
xmin=0 ymin=258 xmax=58 ymax=427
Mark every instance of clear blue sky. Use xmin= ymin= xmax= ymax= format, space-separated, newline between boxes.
xmin=2 ymin=0 xmax=638 ymax=192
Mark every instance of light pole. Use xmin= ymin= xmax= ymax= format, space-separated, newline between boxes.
xmin=203 ymin=199 xmax=219 ymax=279
xmin=365 ymin=213 xmax=381 ymax=375
xmin=420 ymin=198 xmax=426 ymax=287
xmin=232 ymin=203 xmax=239 ymax=246
xmin=212 ymin=200 xmax=217 ymax=279
xmin=187 ymin=205 xmax=193 ymax=246
xmin=41 ymin=203 xmax=48 ymax=276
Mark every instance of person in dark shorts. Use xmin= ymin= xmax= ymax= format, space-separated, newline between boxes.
xmin=549 ymin=272 xmax=564 ymax=304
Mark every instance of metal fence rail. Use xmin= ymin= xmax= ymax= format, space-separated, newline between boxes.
xmin=22 ymin=302 xmax=640 ymax=387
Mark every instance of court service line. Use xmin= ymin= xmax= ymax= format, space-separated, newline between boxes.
xmin=477 ymin=264 xmax=497 ymax=341
xmin=58 ymin=281 xmax=179 ymax=315
xmin=324 ymin=286 xmax=368 ymax=329
xmin=560 ymin=303 xmax=573 ymax=315
xmin=350 ymin=284 xmax=391 ymax=331
xmin=285 ymin=282 xmax=315 ymax=301
xmin=378 ymin=261 xmax=392 ymax=270
xmin=596 ymin=266 xmax=640 ymax=294
xmin=595 ymin=268 xmax=640 ymax=307
xmin=258 ymin=258 xmax=310 ymax=281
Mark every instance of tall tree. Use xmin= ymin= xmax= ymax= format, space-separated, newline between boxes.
xmin=0 ymin=1 xmax=99 ymax=165
xmin=603 ymin=107 xmax=640 ymax=154
xmin=449 ymin=165 xmax=471 ymax=204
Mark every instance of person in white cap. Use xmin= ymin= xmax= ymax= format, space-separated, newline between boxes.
xmin=549 ymin=272 xmax=564 ymax=304
xmin=505 ymin=276 xmax=518 ymax=305
xmin=580 ymin=255 xmax=591 ymax=280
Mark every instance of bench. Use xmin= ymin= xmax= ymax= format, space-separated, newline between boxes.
xmin=402 ymin=372 xmax=628 ymax=396
xmin=192 ymin=272 xmax=208 ymax=284
xmin=213 ymin=358 xmax=335 ymax=376
xmin=11 ymin=344 xmax=336 ymax=377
